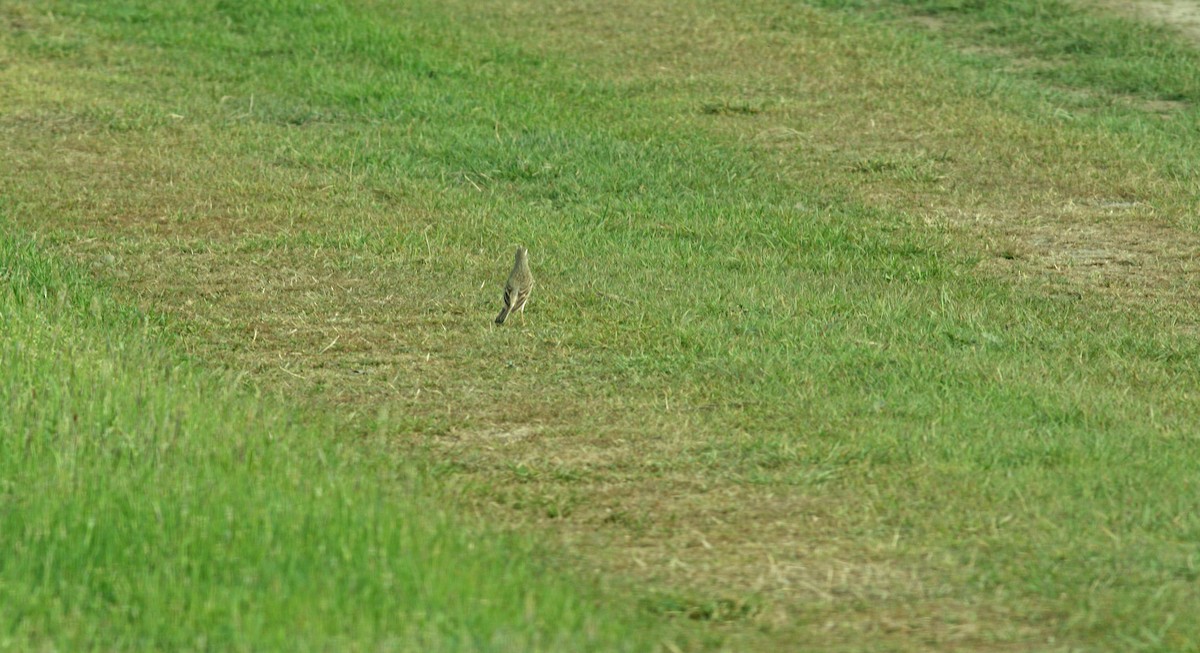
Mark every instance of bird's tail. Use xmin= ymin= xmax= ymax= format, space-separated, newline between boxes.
xmin=495 ymin=306 xmax=510 ymax=324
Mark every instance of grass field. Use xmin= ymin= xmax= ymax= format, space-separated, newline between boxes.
xmin=4 ymin=0 xmax=1200 ymax=650
xmin=0 ymin=232 xmax=668 ymax=648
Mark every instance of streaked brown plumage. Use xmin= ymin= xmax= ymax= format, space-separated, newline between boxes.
xmin=495 ymin=245 xmax=533 ymax=325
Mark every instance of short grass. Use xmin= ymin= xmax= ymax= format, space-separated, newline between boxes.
xmin=0 ymin=240 xmax=670 ymax=647
xmin=816 ymin=0 xmax=1200 ymax=101
xmin=5 ymin=0 xmax=1200 ymax=651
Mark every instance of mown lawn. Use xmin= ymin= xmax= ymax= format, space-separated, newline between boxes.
xmin=4 ymin=0 xmax=1200 ymax=650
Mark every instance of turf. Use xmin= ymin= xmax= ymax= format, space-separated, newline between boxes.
xmin=4 ymin=0 xmax=1200 ymax=650
xmin=0 ymin=238 xmax=672 ymax=651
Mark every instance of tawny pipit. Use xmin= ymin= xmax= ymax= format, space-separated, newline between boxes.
xmin=495 ymin=245 xmax=533 ymax=325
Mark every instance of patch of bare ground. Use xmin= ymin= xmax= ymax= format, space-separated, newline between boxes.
xmin=1082 ymin=0 xmax=1200 ymax=43
xmin=973 ymin=205 xmax=1200 ymax=323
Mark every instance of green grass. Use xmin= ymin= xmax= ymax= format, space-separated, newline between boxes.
xmin=799 ymin=0 xmax=1200 ymax=215
xmin=814 ymin=0 xmax=1200 ymax=100
xmin=0 ymin=234 xmax=671 ymax=650
xmin=5 ymin=0 xmax=1200 ymax=650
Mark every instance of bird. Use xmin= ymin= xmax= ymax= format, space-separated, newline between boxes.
xmin=495 ymin=245 xmax=534 ymax=325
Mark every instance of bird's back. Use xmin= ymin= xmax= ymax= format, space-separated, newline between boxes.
xmin=496 ymin=246 xmax=533 ymax=324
